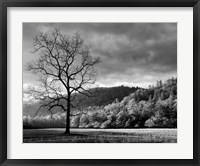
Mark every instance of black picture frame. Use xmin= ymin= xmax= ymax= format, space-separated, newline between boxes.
xmin=0 ymin=0 xmax=199 ymax=165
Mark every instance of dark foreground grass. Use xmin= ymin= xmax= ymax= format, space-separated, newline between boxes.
xmin=23 ymin=128 xmax=177 ymax=143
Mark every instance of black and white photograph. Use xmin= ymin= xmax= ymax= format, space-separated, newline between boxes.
xmin=23 ymin=23 xmax=177 ymax=143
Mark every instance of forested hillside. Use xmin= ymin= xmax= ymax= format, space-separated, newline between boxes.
xmin=23 ymin=78 xmax=177 ymax=129
xmin=23 ymin=86 xmax=139 ymax=116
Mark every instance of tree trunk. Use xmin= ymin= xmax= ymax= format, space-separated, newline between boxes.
xmin=65 ymin=99 xmax=70 ymax=134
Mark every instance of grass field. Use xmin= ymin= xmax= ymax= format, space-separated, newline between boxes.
xmin=23 ymin=128 xmax=177 ymax=143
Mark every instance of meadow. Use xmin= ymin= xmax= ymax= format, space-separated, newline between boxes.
xmin=23 ymin=128 xmax=177 ymax=143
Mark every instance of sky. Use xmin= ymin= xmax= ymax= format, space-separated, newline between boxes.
xmin=23 ymin=23 xmax=177 ymax=89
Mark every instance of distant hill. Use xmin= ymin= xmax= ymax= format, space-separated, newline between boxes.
xmin=23 ymin=86 xmax=139 ymax=117
xmin=75 ymin=86 xmax=140 ymax=107
xmin=23 ymin=78 xmax=177 ymax=129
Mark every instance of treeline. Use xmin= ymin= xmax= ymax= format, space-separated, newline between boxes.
xmin=23 ymin=78 xmax=177 ymax=129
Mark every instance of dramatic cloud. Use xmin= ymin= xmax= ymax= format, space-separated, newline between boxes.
xmin=23 ymin=23 xmax=177 ymax=88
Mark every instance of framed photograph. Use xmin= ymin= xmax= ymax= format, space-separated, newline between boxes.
xmin=0 ymin=0 xmax=199 ymax=165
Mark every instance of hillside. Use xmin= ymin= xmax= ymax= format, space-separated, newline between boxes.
xmin=23 ymin=78 xmax=177 ymax=129
xmin=23 ymin=86 xmax=139 ymax=117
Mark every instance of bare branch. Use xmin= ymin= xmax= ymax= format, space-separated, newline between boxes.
xmin=25 ymin=28 xmax=100 ymax=131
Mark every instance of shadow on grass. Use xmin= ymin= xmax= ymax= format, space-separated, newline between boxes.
xmin=59 ymin=133 xmax=87 ymax=137
xmin=23 ymin=129 xmax=177 ymax=143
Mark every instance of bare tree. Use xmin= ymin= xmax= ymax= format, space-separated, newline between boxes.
xmin=25 ymin=28 xmax=100 ymax=134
